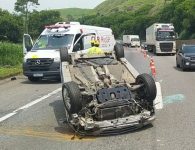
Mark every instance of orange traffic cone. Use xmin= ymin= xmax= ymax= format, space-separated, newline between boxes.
xmin=150 ymin=57 xmax=156 ymax=77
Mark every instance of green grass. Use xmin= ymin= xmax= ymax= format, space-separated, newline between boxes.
xmin=0 ymin=42 xmax=23 ymax=66
xmin=0 ymin=65 xmax=22 ymax=79
xmin=0 ymin=42 xmax=23 ymax=79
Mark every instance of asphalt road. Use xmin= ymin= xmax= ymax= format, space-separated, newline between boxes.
xmin=0 ymin=47 xmax=195 ymax=150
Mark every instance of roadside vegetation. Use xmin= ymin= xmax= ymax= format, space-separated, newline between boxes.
xmin=78 ymin=0 xmax=195 ymax=40
xmin=0 ymin=42 xmax=23 ymax=79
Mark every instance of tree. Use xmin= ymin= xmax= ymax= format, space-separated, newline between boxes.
xmin=28 ymin=10 xmax=62 ymax=39
xmin=14 ymin=0 xmax=39 ymax=33
xmin=0 ymin=9 xmax=23 ymax=43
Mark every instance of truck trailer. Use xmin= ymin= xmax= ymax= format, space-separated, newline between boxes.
xmin=146 ymin=23 xmax=176 ymax=55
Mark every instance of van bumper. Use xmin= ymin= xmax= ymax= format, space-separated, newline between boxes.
xmin=23 ymin=61 xmax=60 ymax=78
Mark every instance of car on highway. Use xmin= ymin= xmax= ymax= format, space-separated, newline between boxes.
xmin=176 ymin=44 xmax=195 ymax=71
xmin=60 ymin=35 xmax=157 ymax=136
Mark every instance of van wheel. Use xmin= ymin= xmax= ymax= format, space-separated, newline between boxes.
xmin=136 ymin=73 xmax=157 ymax=106
xmin=114 ymin=43 xmax=124 ymax=60
xmin=60 ymin=47 xmax=70 ymax=63
xmin=28 ymin=77 xmax=40 ymax=82
xmin=62 ymin=81 xmax=82 ymax=114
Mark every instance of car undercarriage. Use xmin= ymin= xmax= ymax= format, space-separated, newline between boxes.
xmin=60 ymin=43 xmax=157 ymax=136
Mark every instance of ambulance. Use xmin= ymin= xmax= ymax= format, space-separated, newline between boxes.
xmin=23 ymin=22 xmax=116 ymax=81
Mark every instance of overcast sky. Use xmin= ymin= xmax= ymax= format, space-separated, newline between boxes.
xmin=0 ymin=0 xmax=105 ymax=12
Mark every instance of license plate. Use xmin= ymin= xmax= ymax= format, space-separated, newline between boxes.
xmin=33 ymin=73 xmax=43 ymax=77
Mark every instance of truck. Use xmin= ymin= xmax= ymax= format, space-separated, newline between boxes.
xmin=23 ymin=22 xmax=115 ymax=82
xmin=146 ymin=23 xmax=176 ymax=55
xmin=123 ymin=35 xmax=140 ymax=47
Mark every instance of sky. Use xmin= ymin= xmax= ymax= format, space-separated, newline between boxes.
xmin=0 ymin=0 xmax=105 ymax=12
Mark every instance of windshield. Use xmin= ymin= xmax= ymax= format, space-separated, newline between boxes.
xmin=32 ymin=34 xmax=74 ymax=50
xmin=131 ymin=38 xmax=140 ymax=41
xmin=156 ymin=31 xmax=175 ymax=41
xmin=183 ymin=46 xmax=195 ymax=53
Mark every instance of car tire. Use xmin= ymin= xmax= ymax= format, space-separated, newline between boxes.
xmin=181 ymin=61 xmax=186 ymax=71
xmin=136 ymin=73 xmax=157 ymax=105
xmin=62 ymin=81 xmax=82 ymax=114
xmin=114 ymin=42 xmax=125 ymax=60
xmin=60 ymin=47 xmax=70 ymax=63
xmin=28 ymin=77 xmax=40 ymax=82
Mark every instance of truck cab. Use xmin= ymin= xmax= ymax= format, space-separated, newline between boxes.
xmin=146 ymin=23 xmax=177 ymax=55
xmin=23 ymin=22 xmax=115 ymax=82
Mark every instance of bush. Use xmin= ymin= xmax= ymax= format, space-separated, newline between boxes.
xmin=0 ymin=42 xmax=23 ymax=66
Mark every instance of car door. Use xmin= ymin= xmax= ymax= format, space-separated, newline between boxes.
xmin=23 ymin=34 xmax=33 ymax=55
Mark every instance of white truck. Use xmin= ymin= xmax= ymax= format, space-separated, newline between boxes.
xmin=23 ymin=22 xmax=115 ymax=82
xmin=146 ymin=23 xmax=176 ymax=55
xmin=123 ymin=35 xmax=140 ymax=47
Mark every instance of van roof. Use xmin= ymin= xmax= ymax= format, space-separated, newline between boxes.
xmin=41 ymin=22 xmax=112 ymax=35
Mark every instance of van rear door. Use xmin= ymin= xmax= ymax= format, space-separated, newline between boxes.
xmin=23 ymin=34 xmax=33 ymax=55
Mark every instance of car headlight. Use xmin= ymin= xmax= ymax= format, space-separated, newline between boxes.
xmin=184 ymin=56 xmax=191 ymax=60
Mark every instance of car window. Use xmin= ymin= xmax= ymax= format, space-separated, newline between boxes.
xmin=183 ymin=46 xmax=195 ymax=53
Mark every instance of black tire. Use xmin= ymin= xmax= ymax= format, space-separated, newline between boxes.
xmin=114 ymin=43 xmax=125 ymax=60
xmin=62 ymin=81 xmax=82 ymax=114
xmin=136 ymin=73 xmax=157 ymax=104
xmin=60 ymin=47 xmax=69 ymax=62
xmin=28 ymin=76 xmax=40 ymax=82
xmin=181 ymin=61 xmax=186 ymax=71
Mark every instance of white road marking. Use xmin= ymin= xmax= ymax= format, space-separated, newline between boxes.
xmin=154 ymin=82 xmax=163 ymax=110
xmin=0 ymin=88 xmax=61 ymax=123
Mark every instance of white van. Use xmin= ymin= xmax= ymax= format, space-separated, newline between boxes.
xmin=23 ymin=22 xmax=116 ymax=82
xmin=123 ymin=35 xmax=140 ymax=47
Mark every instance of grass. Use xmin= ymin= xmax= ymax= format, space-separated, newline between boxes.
xmin=0 ymin=42 xmax=23 ymax=79
xmin=0 ymin=65 xmax=22 ymax=80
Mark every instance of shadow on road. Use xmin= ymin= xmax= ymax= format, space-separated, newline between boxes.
xmin=21 ymin=78 xmax=61 ymax=85
xmin=173 ymin=66 xmax=195 ymax=72
xmin=49 ymin=100 xmax=73 ymax=135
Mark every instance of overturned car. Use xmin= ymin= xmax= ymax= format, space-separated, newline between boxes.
xmin=60 ymin=43 xmax=157 ymax=136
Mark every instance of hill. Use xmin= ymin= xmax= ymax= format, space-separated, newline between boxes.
xmin=95 ymin=0 xmax=172 ymax=16
xmin=56 ymin=8 xmax=95 ymax=20
xmin=57 ymin=0 xmax=172 ymax=20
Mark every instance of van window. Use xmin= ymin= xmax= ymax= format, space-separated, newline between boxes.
xmin=32 ymin=34 xmax=74 ymax=50
xmin=131 ymin=38 xmax=140 ymax=41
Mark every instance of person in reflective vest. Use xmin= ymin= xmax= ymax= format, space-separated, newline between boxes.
xmin=87 ymin=40 xmax=104 ymax=55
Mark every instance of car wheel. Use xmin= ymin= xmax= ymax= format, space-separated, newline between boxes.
xmin=60 ymin=47 xmax=70 ymax=63
xmin=181 ymin=61 xmax=186 ymax=71
xmin=28 ymin=77 xmax=40 ymax=82
xmin=136 ymin=73 xmax=157 ymax=106
xmin=62 ymin=81 xmax=82 ymax=114
xmin=114 ymin=42 xmax=125 ymax=60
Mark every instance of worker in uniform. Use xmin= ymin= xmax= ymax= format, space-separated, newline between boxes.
xmin=87 ymin=40 xmax=104 ymax=55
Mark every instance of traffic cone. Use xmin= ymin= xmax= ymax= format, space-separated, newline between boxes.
xmin=150 ymin=57 xmax=156 ymax=77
